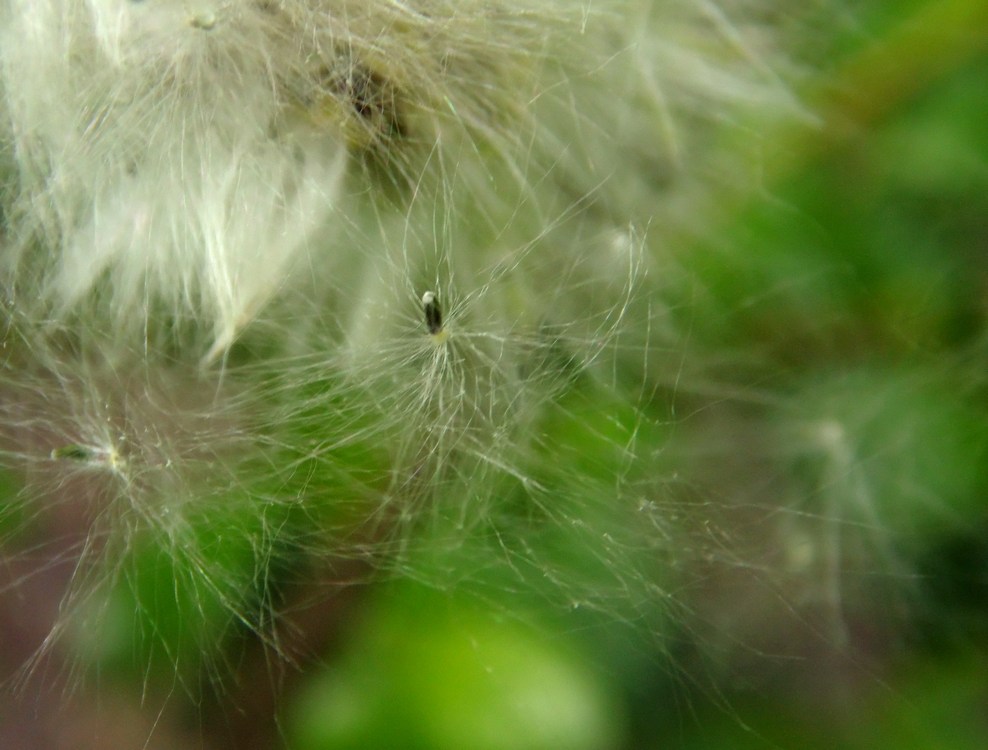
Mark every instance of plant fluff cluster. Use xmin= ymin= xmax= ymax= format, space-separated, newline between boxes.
xmin=2 ymin=0 xmax=928 ymax=722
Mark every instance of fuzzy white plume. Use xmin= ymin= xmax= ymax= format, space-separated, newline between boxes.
xmin=0 ymin=0 xmax=799 ymax=359
xmin=0 ymin=1 xmax=866 ymax=739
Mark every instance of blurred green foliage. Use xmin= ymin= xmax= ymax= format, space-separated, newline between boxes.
xmin=287 ymin=583 xmax=622 ymax=750
xmin=277 ymin=4 xmax=988 ymax=748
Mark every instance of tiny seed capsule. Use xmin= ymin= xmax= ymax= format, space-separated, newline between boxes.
xmin=422 ymin=291 xmax=443 ymax=335
xmin=189 ymin=11 xmax=217 ymax=30
xmin=51 ymin=444 xmax=94 ymax=461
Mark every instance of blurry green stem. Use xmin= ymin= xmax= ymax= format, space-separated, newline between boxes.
xmin=825 ymin=0 xmax=988 ymax=135
xmin=778 ymin=0 xmax=988 ymax=175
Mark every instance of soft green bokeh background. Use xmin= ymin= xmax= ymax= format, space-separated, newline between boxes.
xmin=282 ymin=3 xmax=988 ymax=748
